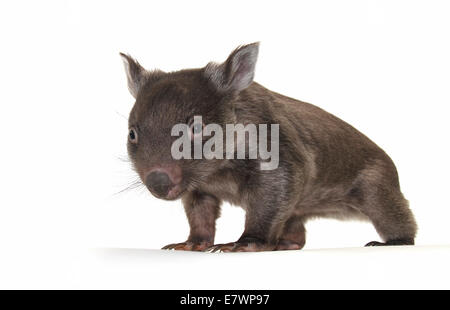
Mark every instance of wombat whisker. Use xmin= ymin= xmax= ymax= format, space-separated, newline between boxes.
xmin=115 ymin=111 xmax=128 ymax=121
xmin=117 ymin=155 xmax=131 ymax=163
xmin=114 ymin=178 xmax=144 ymax=195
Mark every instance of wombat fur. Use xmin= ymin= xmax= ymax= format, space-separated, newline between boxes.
xmin=120 ymin=42 xmax=417 ymax=252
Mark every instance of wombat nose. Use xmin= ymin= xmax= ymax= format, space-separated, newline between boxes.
xmin=145 ymin=171 xmax=174 ymax=197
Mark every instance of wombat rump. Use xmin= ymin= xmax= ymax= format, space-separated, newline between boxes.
xmin=120 ymin=43 xmax=417 ymax=252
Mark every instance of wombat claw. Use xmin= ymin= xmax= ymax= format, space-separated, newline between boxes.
xmin=204 ymin=243 xmax=236 ymax=253
xmin=162 ymin=242 xmax=211 ymax=251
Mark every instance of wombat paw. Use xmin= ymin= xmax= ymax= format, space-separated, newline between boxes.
xmin=204 ymin=240 xmax=275 ymax=253
xmin=204 ymin=242 xmax=237 ymax=253
xmin=365 ymin=238 xmax=415 ymax=247
xmin=162 ymin=241 xmax=212 ymax=251
xmin=365 ymin=241 xmax=386 ymax=246
xmin=275 ymin=240 xmax=304 ymax=251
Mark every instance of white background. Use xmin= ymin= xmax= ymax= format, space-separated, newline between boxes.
xmin=0 ymin=0 xmax=449 ymax=289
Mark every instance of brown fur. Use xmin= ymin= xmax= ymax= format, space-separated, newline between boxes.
xmin=121 ymin=43 xmax=417 ymax=251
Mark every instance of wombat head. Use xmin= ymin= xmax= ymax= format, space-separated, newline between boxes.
xmin=121 ymin=43 xmax=259 ymax=200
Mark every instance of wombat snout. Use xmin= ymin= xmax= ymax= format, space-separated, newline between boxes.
xmin=146 ymin=171 xmax=173 ymax=197
xmin=144 ymin=165 xmax=183 ymax=199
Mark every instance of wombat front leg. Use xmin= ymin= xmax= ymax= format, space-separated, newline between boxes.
xmin=162 ymin=191 xmax=220 ymax=251
xmin=207 ymin=215 xmax=305 ymax=252
xmin=206 ymin=198 xmax=290 ymax=252
xmin=276 ymin=216 xmax=306 ymax=250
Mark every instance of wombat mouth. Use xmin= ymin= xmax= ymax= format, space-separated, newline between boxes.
xmin=148 ymin=184 xmax=185 ymax=201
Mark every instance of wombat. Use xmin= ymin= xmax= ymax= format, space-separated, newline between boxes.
xmin=120 ymin=42 xmax=417 ymax=252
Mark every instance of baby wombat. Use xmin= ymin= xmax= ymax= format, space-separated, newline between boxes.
xmin=120 ymin=43 xmax=417 ymax=252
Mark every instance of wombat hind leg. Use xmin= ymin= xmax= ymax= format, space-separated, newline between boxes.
xmin=361 ymin=190 xmax=417 ymax=247
xmin=354 ymin=160 xmax=417 ymax=247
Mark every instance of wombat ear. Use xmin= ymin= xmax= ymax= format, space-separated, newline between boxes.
xmin=205 ymin=42 xmax=259 ymax=94
xmin=119 ymin=53 xmax=148 ymax=98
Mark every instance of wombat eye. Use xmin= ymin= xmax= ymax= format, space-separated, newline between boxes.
xmin=128 ymin=128 xmax=138 ymax=143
